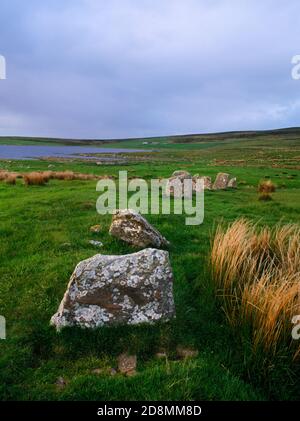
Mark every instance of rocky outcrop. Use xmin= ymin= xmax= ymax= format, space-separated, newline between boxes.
xmin=212 ymin=173 xmax=230 ymax=190
xmin=50 ymin=248 xmax=175 ymax=331
xmin=109 ymin=209 xmax=169 ymax=248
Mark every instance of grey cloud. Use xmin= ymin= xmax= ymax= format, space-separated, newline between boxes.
xmin=0 ymin=0 xmax=300 ymax=138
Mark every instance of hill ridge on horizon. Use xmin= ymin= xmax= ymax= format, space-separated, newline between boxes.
xmin=1 ymin=126 xmax=300 ymax=145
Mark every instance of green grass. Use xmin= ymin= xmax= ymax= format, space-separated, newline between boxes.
xmin=0 ymin=132 xmax=300 ymax=401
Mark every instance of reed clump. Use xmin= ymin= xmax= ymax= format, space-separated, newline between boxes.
xmin=23 ymin=172 xmax=49 ymax=186
xmin=258 ymin=180 xmax=276 ymax=193
xmin=211 ymin=219 xmax=300 ymax=359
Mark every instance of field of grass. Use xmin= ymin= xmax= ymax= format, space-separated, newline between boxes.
xmin=0 ymin=131 xmax=300 ymax=401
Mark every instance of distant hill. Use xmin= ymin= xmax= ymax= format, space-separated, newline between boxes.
xmin=1 ymin=127 xmax=300 ymax=146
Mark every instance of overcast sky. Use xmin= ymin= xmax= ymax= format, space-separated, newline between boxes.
xmin=0 ymin=0 xmax=300 ymax=139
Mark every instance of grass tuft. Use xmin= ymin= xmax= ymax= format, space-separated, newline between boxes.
xmin=258 ymin=180 xmax=276 ymax=193
xmin=258 ymin=192 xmax=273 ymax=201
xmin=211 ymin=219 xmax=300 ymax=359
xmin=4 ymin=174 xmax=17 ymax=185
xmin=23 ymin=172 xmax=49 ymax=186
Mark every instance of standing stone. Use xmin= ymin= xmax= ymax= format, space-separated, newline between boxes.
xmin=192 ymin=175 xmax=212 ymax=191
xmin=228 ymin=177 xmax=237 ymax=188
xmin=109 ymin=209 xmax=169 ymax=248
xmin=212 ymin=173 xmax=230 ymax=190
xmin=166 ymin=170 xmax=192 ymax=198
xmin=171 ymin=170 xmax=192 ymax=178
xmin=50 ymin=248 xmax=175 ymax=330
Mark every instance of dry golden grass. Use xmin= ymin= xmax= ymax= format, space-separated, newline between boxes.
xmin=258 ymin=192 xmax=272 ymax=201
xmin=0 ymin=170 xmax=10 ymax=181
xmin=74 ymin=173 xmax=96 ymax=180
xmin=258 ymin=179 xmax=276 ymax=193
xmin=4 ymin=174 xmax=17 ymax=185
xmin=52 ymin=170 xmax=75 ymax=180
xmin=1 ymin=169 xmax=105 ymax=186
xmin=0 ymin=170 xmax=19 ymax=184
xmin=23 ymin=172 xmax=49 ymax=186
xmin=45 ymin=171 xmax=97 ymax=181
xmin=41 ymin=170 xmax=54 ymax=181
xmin=211 ymin=219 xmax=300 ymax=359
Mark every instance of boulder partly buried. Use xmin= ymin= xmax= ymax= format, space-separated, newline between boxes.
xmin=50 ymin=248 xmax=175 ymax=330
xmin=212 ymin=172 xmax=230 ymax=190
xmin=109 ymin=209 xmax=169 ymax=248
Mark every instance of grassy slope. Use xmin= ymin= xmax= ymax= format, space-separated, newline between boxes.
xmin=0 ymin=132 xmax=300 ymax=401
xmin=1 ymin=126 xmax=300 ymax=148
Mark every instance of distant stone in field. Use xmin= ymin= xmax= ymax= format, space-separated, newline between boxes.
xmin=171 ymin=170 xmax=192 ymax=178
xmin=60 ymin=242 xmax=72 ymax=249
xmin=176 ymin=346 xmax=199 ymax=359
xmin=91 ymin=368 xmax=104 ymax=375
xmin=117 ymin=353 xmax=137 ymax=376
xmin=55 ymin=376 xmax=67 ymax=390
xmin=109 ymin=209 xmax=169 ymax=248
xmin=228 ymin=177 xmax=237 ymax=188
xmin=90 ymin=224 xmax=101 ymax=233
xmin=88 ymin=240 xmax=103 ymax=247
xmin=166 ymin=170 xmax=193 ymax=198
xmin=192 ymin=175 xmax=212 ymax=191
xmin=155 ymin=351 xmax=167 ymax=359
xmin=212 ymin=173 xmax=230 ymax=190
xmin=110 ymin=368 xmax=117 ymax=376
xmin=50 ymin=248 xmax=175 ymax=330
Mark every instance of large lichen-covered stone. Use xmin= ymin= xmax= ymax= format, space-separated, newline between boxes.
xmin=109 ymin=209 xmax=169 ymax=248
xmin=212 ymin=172 xmax=230 ymax=190
xmin=50 ymin=248 xmax=175 ymax=331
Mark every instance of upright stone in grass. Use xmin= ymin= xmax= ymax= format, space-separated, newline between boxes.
xmin=228 ymin=177 xmax=237 ymax=188
xmin=171 ymin=170 xmax=192 ymax=178
xmin=165 ymin=170 xmax=192 ymax=198
xmin=50 ymin=248 xmax=175 ymax=331
xmin=212 ymin=172 xmax=230 ymax=190
xmin=192 ymin=175 xmax=212 ymax=191
xmin=109 ymin=209 xmax=169 ymax=248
